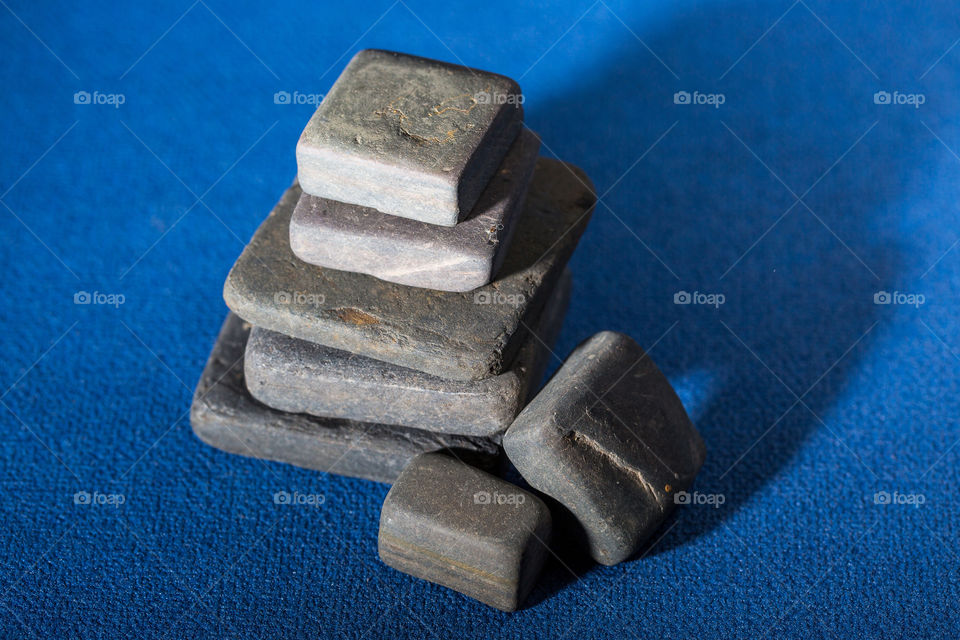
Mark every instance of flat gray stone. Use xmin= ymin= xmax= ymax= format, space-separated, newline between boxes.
xmin=503 ymin=332 xmax=706 ymax=566
xmin=379 ymin=452 xmax=551 ymax=611
xmin=290 ymin=129 xmax=540 ymax=292
xmin=223 ymin=158 xmax=595 ymax=381
xmin=296 ymin=49 xmax=523 ymax=226
xmin=243 ymin=269 xmax=571 ymax=437
xmin=190 ymin=314 xmax=500 ymax=484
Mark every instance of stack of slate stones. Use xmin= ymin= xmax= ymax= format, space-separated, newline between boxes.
xmin=191 ymin=50 xmax=705 ymax=612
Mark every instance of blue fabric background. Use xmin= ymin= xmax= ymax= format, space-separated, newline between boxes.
xmin=2 ymin=1 xmax=958 ymax=637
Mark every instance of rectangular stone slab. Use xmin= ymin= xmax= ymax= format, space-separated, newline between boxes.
xmin=190 ymin=314 xmax=500 ymax=484
xmin=379 ymin=453 xmax=551 ymax=611
xmin=503 ymin=331 xmax=706 ymax=566
xmin=243 ymin=269 xmax=571 ymax=437
xmin=223 ymin=158 xmax=595 ymax=381
xmin=290 ymin=129 xmax=540 ymax=292
xmin=296 ymin=49 xmax=523 ymax=226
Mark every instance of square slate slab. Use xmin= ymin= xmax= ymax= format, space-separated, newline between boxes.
xmin=290 ymin=129 xmax=540 ymax=292
xmin=243 ymin=268 xmax=571 ymax=437
xmin=379 ymin=453 xmax=551 ymax=611
xmin=296 ymin=49 xmax=523 ymax=226
xmin=503 ymin=331 xmax=706 ymax=566
xmin=190 ymin=314 xmax=500 ymax=484
xmin=223 ymin=158 xmax=595 ymax=381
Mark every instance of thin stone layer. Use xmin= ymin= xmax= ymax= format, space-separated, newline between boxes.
xmin=190 ymin=314 xmax=500 ymax=484
xmin=290 ymin=129 xmax=540 ymax=292
xmin=244 ymin=269 xmax=571 ymax=437
xmin=222 ymin=158 xmax=595 ymax=381
xmin=503 ymin=331 xmax=706 ymax=565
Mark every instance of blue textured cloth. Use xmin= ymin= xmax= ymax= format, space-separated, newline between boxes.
xmin=2 ymin=1 xmax=958 ymax=637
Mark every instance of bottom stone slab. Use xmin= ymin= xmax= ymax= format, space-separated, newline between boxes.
xmin=190 ymin=314 xmax=500 ymax=484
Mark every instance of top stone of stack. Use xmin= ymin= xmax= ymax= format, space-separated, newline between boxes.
xmin=296 ymin=49 xmax=523 ymax=226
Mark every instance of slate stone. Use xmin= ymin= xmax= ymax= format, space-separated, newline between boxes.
xmin=222 ymin=158 xmax=595 ymax=381
xmin=290 ymin=129 xmax=540 ymax=292
xmin=379 ymin=452 xmax=551 ymax=611
xmin=190 ymin=314 xmax=500 ymax=484
xmin=296 ymin=49 xmax=523 ymax=226
xmin=503 ymin=332 xmax=706 ymax=566
xmin=243 ymin=269 xmax=571 ymax=437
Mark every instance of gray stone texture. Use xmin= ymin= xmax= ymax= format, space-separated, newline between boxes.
xmin=243 ymin=269 xmax=571 ymax=437
xmin=503 ymin=331 xmax=706 ymax=566
xmin=290 ymin=129 xmax=540 ymax=292
xmin=222 ymin=159 xmax=595 ymax=381
xmin=190 ymin=314 xmax=500 ymax=484
xmin=379 ymin=453 xmax=551 ymax=611
xmin=296 ymin=49 xmax=523 ymax=226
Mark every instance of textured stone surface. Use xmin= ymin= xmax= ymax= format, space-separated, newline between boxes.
xmin=503 ymin=332 xmax=706 ymax=566
xmin=296 ymin=49 xmax=523 ymax=226
xmin=223 ymin=158 xmax=595 ymax=381
xmin=379 ymin=453 xmax=551 ymax=611
xmin=244 ymin=269 xmax=571 ymax=437
xmin=290 ymin=129 xmax=540 ymax=292
xmin=190 ymin=314 xmax=500 ymax=484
